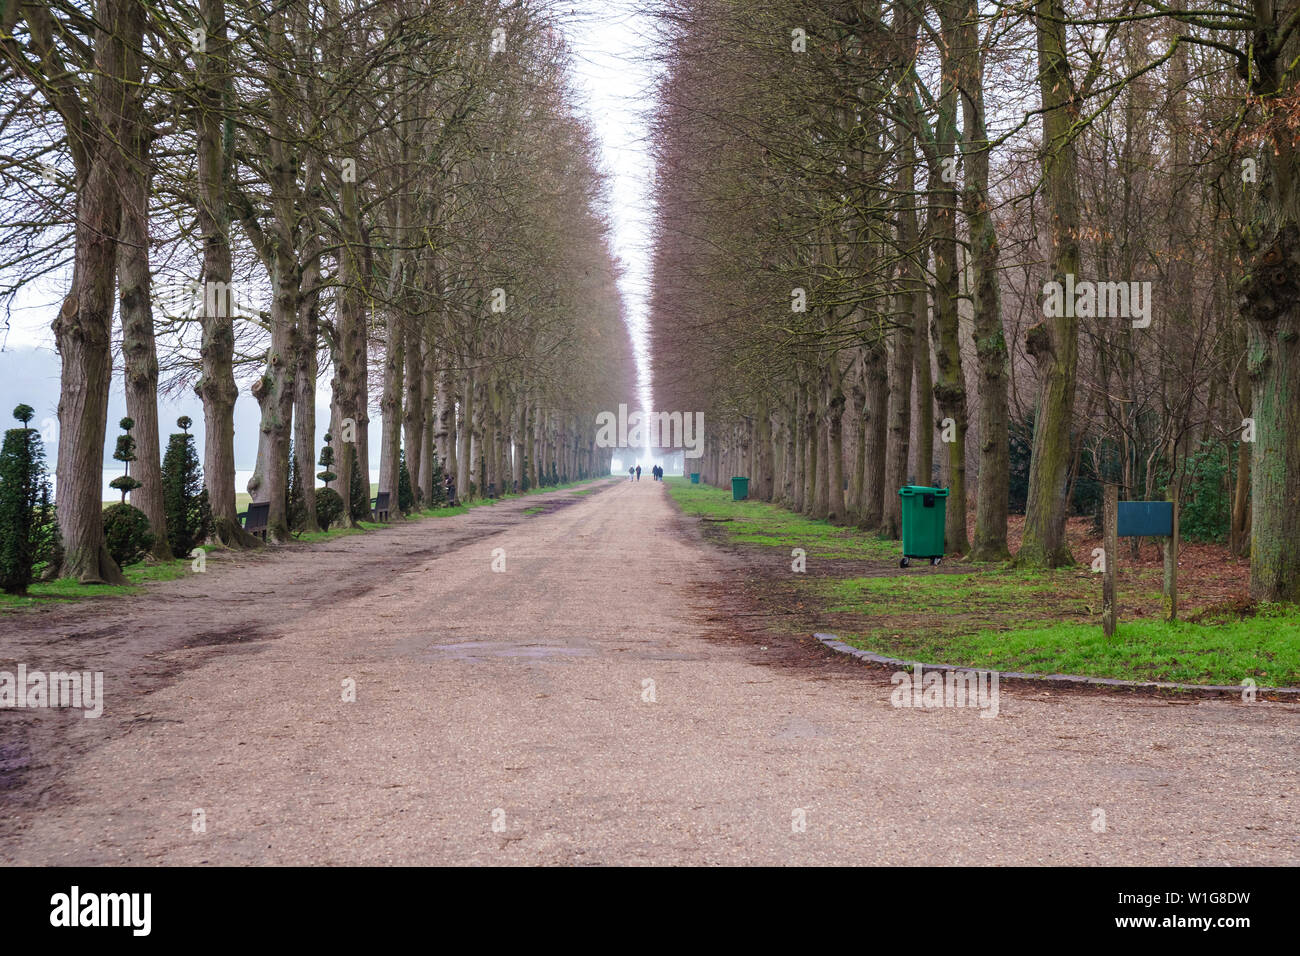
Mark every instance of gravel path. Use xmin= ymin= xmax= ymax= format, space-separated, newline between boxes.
xmin=2 ymin=478 xmax=1297 ymax=864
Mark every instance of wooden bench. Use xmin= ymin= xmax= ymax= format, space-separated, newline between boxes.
xmin=240 ymin=501 xmax=270 ymax=540
xmin=371 ymin=491 xmax=391 ymax=521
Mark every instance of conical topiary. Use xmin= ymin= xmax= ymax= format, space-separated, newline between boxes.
xmin=110 ymin=416 xmax=142 ymax=503
xmin=0 ymin=404 xmax=51 ymax=594
xmin=161 ymin=415 xmax=210 ymax=556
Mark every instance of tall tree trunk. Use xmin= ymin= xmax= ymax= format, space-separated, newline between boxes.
xmin=826 ymin=358 xmax=847 ymax=523
xmin=333 ymin=165 xmax=367 ymax=526
xmin=52 ymin=0 xmax=139 ymax=584
xmin=1018 ymin=0 xmax=1082 ymax=568
xmin=295 ymin=248 xmax=322 ymax=533
xmin=803 ymin=384 xmax=819 ymax=514
xmin=419 ymin=336 xmax=436 ymax=502
xmin=378 ymin=310 xmax=404 ymax=500
xmin=961 ymin=0 xmax=1010 ymax=561
xmin=883 ymin=184 xmax=916 ymax=538
xmin=1229 ymin=357 xmax=1251 ymax=557
xmin=457 ymin=371 xmax=473 ymax=492
xmin=193 ymin=0 xmax=257 ymax=548
xmin=1240 ymin=3 xmax=1300 ymax=601
xmin=117 ymin=76 xmax=170 ymax=561
xmin=928 ymin=8 xmax=970 ymax=555
xmin=402 ymin=316 xmax=424 ymax=507
xmin=435 ymin=364 xmax=453 ymax=470
xmin=861 ymin=339 xmax=889 ymax=530
xmin=849 ymin=362 xmax=867 ymax=520
xmin=792 ymin=387 xmax=807 ymax=511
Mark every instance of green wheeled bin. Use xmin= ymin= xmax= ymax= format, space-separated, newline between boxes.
xmin=690 ymin=472 xmax=700 ymax=484
xmin=898 ymin=485 xmax=947 ymax=567
xmin=731 ymin=476 xmax=749 ymax=501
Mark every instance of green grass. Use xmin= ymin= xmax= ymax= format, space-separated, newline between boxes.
xmin=814 ymin=562 xmax=1296 ymax=686
xmin=0 ymin=557 xmax=191 ymax=611
xmin=664 ymin=476 xmax=900 ymax=559
xmin=664 ymin=479 xmax=1287 ymax=687
xmin=523 ymin=506 xmax=544 ymax=515
xmin=812 ymin=562 xmax=1299 ymax=685
xmin=838 ymin=607 xmax=1300 ymax=687
xmin=819 ymin=566 xmax=1113 ymax=614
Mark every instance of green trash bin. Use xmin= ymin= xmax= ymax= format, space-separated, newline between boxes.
xmin=731 ymin=476 xmax=749 ymax=501
xmin=898 ymin=485 xmax=948 ymax=567
xmin=690 ymin=473 xmax=700 ymax=484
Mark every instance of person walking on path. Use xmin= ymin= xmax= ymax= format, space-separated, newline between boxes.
xmin=628 ymin=466 xmax=635 ymax=481
xmin=636 ymin=465 xmax=641 ymax=481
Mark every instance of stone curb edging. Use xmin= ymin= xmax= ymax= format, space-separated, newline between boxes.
xmin=812 ymin=632 xmax=1300 ymax=699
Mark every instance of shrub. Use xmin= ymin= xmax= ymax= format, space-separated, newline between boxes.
xmin=102 ymin=502 xmax=154 ymax=567
xmin=161 ymin=417 xmax=211 ymax=557
xmin=1179 ymin=439 xmax=1233 ymax=543
xmin=0 ymin=404 xmax=51 ymax=594
xmin=314 ymin=487 xmax=343 ymax=531
xmin=285 ymin=439 xmax=307 ymax=531
xmin=1007 ymin=416 xmax=1033 ymax=515
xmin=31 ymin=482 xmax=60 ymax=578
xmin=317 ymin=433 xmax=337 ymax=487
xmin=428 ymin=451 xmax=447 ymax=506
xmin=397 ymin=449 xmax=414 ymax=513
xmin=347 ymin=445 xmax=368 ymax=522
xmin=110 ymin=416 xmax=141 ymax=503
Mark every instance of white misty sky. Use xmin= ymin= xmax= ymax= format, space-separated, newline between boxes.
xmin=560 ymin=0 xmax=658 ymax=414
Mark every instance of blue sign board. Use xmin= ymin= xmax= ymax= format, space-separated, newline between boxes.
xmin=1117 ymin=501 xmax=1174 ymax=537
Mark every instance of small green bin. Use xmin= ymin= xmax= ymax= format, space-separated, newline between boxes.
xmin=898 ymin=485 xmax=948 ymax=567
xmin=731 ymin=476 xmax=749 ymax=501
xmin=690 ymin=473 xmax=700 ymax=484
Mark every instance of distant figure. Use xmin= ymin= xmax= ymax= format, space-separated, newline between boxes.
xmin=636 ymin=465 xmax=641 ymax=481
xmin=628 ymin=466 xmax=635 ymax=481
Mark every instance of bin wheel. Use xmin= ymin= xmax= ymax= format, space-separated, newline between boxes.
xmin=900 ymin=557 xmax=910 ymax=568
xmin=930 ymin=556 xmax=941 ymax=566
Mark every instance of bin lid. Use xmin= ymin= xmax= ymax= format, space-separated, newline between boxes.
xmin=898 ymin=485 xmax=949 ymax=496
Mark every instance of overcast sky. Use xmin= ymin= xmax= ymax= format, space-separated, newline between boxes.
xmin=562 ymin=0 xmax=658 ymax=413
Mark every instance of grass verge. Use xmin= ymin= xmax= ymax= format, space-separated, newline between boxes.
xmin=11 ymin=477 xmax=610 ymax=614
xmin=664 ymin=477 xmax=1297 ymax=686
xmin=665 ymin=476 xmax=900 ymax=559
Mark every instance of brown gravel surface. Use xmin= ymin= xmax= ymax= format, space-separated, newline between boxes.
xmin=2 ymin=478 xmax=1297 ymax=865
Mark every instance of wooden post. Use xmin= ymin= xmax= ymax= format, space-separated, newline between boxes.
xmin=1103 ymin=482 xmax=1118 ymax=637
xmin=1163 ymin=494 xmax=1180 ymax=622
